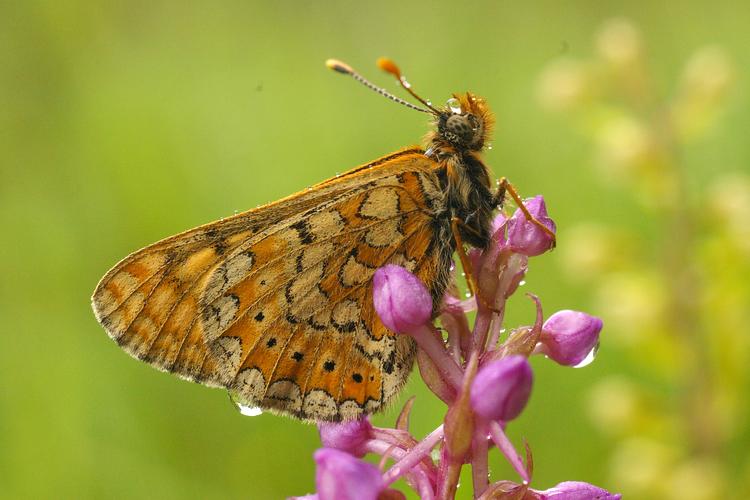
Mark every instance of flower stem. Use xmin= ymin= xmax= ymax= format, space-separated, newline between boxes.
xmin=472 ymin=305 xmax=494 ymax=355
xmin=437 ymin=460 xmax=462 ymax=500
xmin=471 ymin=420 xmax=490 ymax=497
xmin=486 ymin=305 xmax=506 ymax=351
xmin=409 ymin=324 xmax=464 ymax=389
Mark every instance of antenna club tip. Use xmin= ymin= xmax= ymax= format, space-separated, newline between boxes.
xmin=377 ymin=57 xmax=401 ymax=78
xmin=326 ymin=59 xmax=353 ymax=75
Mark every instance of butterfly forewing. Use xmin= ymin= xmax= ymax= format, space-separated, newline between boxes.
xmin=92 ymin=149 xmax=452 ymax=421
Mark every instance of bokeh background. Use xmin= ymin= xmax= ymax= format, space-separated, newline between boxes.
xmin=2 ymin=1 xmax=748 ymax=498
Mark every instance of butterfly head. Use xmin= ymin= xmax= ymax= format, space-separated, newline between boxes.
xmin=326 ymin=58 xmax=495 ymax=153
xmin=435 ymin=92 xmax=494 ymax=152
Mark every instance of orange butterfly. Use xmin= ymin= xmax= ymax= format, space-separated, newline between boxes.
xmin=92 ymin=58 xmax=548 ymax=422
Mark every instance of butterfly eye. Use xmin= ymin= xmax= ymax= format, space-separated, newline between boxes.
xmin=467 ymin=114 xmax=481 ymax=131
xmin=445 ymin=114 xmax=475 ymax=142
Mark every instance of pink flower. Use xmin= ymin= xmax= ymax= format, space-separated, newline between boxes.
xmin=470 ymin=355 xmax=534 ymax=421
xmin=373 ymin=265 xmax=433 ymax=332
xmin=531 ymin=480 xmax=622 ymax=499
xmin=507 ymin=196 xmax=556 ymax=257
xmin=539 ymin=310 xmax=603 ymax=366
xmin=313 ymin=448 xmax=384 ymax=500
xmin=490 ymin=212 xmax=510 ymax=245
xmin=318 ymin=418 xmax=373 ymax=458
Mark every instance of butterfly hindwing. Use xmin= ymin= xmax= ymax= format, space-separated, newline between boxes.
xmin=92 ymin=149 xmax=451 ymax=421
xmin=203 ymin=169 xmax=448 ymax=420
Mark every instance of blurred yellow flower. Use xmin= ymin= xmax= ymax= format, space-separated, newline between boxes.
xmin=539 ymin=17 xmax=747 ymax=499
xmin=595 ymin=18 xmax=642 ymax=67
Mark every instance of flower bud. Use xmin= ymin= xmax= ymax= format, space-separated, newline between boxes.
xmin=540 ymin=310 xmax=603 ymax=366
xmin=531 ymin=480 xmax=621 ymax=499
xmin=318 ymin=418 xmax=373 ymax=458
xmin=470 ymin=355 xmax=533 ymax=421
xmin=314 ymin=448 xmax=384 ymax=500
xmin=507 ymin=196 xmax=556 ymax=257
xmin=373 ymin=265 xmax=433 ymax=333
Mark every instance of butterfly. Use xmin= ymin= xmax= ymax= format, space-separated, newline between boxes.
xmin=92 ymin=57 xmax=547 ymax=422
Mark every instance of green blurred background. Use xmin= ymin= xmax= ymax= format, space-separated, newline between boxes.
xmin=2 ymin=1 xmax=748 ymax=498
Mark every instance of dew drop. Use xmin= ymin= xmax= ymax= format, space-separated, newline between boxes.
xmin=465 ymin=292 xmax=471 ymax=298
xmin=401 ymin=78 xmax=411 ymax=89
xmin=519 ymin=280 xmax=526 ymax=286
xmin=426 ymin=100 xmax=433 ymax=107
xmin=237 ymin=403 xmax=263 ymax=417
xmin=487 ymin=143 xmax=493 ymax=150
xmin=573 ymin=342 xmax=600 ymax=368
xmin=447 ymin=97 xmax=462 ymax=114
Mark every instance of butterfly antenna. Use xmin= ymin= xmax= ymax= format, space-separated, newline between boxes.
xmin=326 ymin=58 xmax=435 ymax=115
xmin=376 ymin=57 xmax=441 ymax=115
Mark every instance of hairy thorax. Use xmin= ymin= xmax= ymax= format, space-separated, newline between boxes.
xmin=424 ymin=92 xmax=497 ymax=250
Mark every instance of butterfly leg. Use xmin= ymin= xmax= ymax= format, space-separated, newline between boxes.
xmin=451 ymin=217 xmax=477 ymax=296
xmin=451 ymin=217 xmax=501 ymax=314
xmin=494 ymin=177 xmax=557 ymax=247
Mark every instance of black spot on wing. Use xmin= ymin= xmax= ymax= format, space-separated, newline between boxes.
xmin=291 ymin=220 xmax=315 ymax=244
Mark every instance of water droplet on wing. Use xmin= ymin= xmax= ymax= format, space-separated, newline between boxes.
xmin=237 ymin=403 xmax=263 ymax=417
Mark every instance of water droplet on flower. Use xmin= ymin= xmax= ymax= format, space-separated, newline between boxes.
xmin=447 ymin=97 xmax=462 ymax=114
xmin=573 ymin=342 xmax=600 ymax=368
xmin=401 ymin=77 xmax=411 ymax=89
xmin=465 ymin=292 xmax=471 ymax=298
xmin=237 ymin=403 xmax=263 ymax=417
xmin=426 ymin=100 xmax=433 ymax=107
xmin=519 ymin=280 xmax=526 ymax=286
